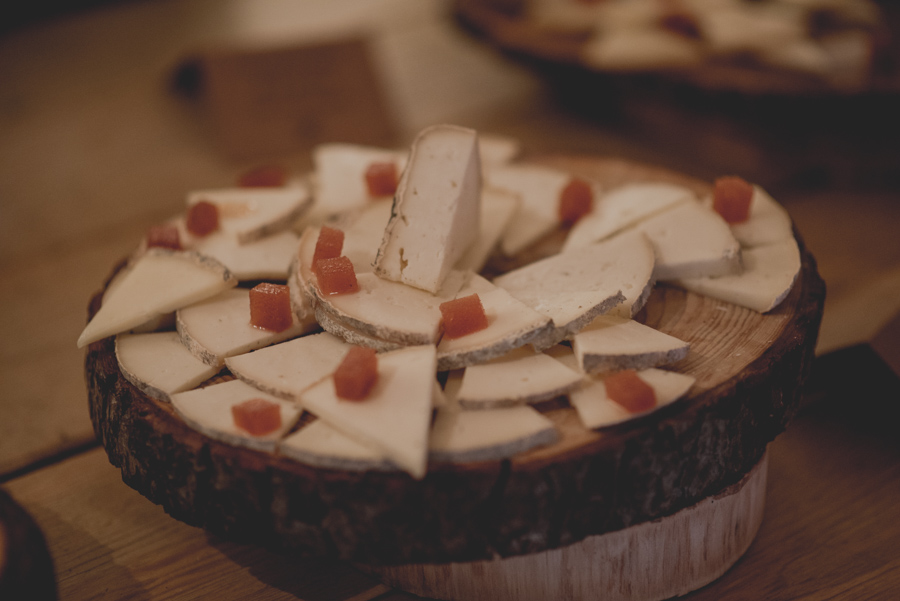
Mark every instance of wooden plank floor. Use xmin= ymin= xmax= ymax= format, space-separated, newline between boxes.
xmin=1 ymin=0 xmax=898 ymax=599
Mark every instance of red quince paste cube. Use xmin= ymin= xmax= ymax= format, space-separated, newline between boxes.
xmin=146 ymin=224 xmax=181 ymax=250
xmin=186 ymin=200 xmax=219 ymax=237
xmin=558 ymin=177 xmax=593 ymax=226
xmin=333 ymin=346 xmax=378 ymax=401
xmin=316 ymin=256 xmax=359 ymax=295
xmin=312 ymin=226 xmax=345 ymax=273
xmin=604 ymin=369 xmax=657 ymax=414
xmin=364 ymin=161 xmax=399 ymax=197
xmin=713 ymin=176 xmax=754 ymax=224
xmin=249 ymin=282 xmax=293 ymax=332
xmin=237 ymin=164 xmax=287 ymax=187
xmin=232 ymin=398 xmax=282 ymax=436
xmin=440 ymin=293 xmax=489 ymax=340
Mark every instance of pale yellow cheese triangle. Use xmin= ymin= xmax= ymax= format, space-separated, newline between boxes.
xmin=116 ymin=332 xmax=218 ymax=401
xmin=186 ymin=186 xmax=312 ymax=244
xmin=572 ymin=315 xmax=690 ymax=374
xmin=194 ymin=230 xmax=299 ymax=280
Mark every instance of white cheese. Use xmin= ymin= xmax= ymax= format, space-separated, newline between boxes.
xmin=436 ymin=274 xmax=553 ymax=370
xmin=224 ymin=332 xmax=351 ymax=401
xmin=676 ymin=238 xmax=801 ymax=313
xmin=633 ymin=200 xmax=742 ymax=280
xmin=572 ymin=315 xmax=690 ymax=374
xmin=723 ymin=186 xmax=794 ymax=248
xmin=562 ymin=182 xmax=695 ymax=252
xmin=455 ymin=187 xmax=520 ymax=273
xmin=571 ymin=368 xmax=696 ymax=429
xmin=374 ymin=124 xmax=482 ymax=293
xmin=176 ymin=288 xmax=318 ymax=367
xmin=279 ymin=418 xmax=393 ymax=471
xmin=455 ymin=346 xmax=584 ymax=409
xmin=429 ymin=405 xmax=558 ymax=463
xmin=299 ymin=345 xmax=438 ymax=479
xmin=334 ymin=199 xmax=394 ymax=273
xmin=582 ymin=28 xmax=703 ymax=71
xmin=194 ymin=230 xmax=299 ymax=281
xmin=116 ymin=332 xmax=218 ymax=402
xmin=187 ymin=186 xmax=312 ymax=244
xmin=77 ymin=249 xmax=237 ymax=348
xmin=493 ymin=230 xmax=655 ymax=345
xmin=478 ymin=133 xmax=522 ymax=166
xmin=313 ymin=307 xmax=404 ymax=353
xmin=170 ymin=379 xmax=301 ymax=452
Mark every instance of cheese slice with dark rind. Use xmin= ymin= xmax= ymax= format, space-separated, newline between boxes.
xmin=572 ymin=315 xmax=690 ymax=374
xmin=170 ymin=379 xmax=301 ymax=452
xmin=116 ymin=332 xmax=219 ymax=402
xmin=176 ymin=288 xmax=318 ymax=367
xmin=77 ymin=249 xmax=237 ymax=348
xmin=299 ymin=345 xmax=437 ymax=479
xmin=571 ymin=368 xmax=696 ymax=429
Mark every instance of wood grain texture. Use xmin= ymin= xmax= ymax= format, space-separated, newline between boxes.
xmin=366 ymin=455 xmax=768 ymax=601
xmin=83 ymin=156 xmax=824 ymax=566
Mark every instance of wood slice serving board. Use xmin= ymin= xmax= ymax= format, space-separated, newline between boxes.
xmin=83 ymin=156 xmax=824 ymax=597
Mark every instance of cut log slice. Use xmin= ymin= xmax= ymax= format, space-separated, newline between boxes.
xmin=84 ymin=155 xmax=825 ymax=566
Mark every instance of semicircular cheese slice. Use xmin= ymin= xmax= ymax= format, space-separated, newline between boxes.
xmin=116 ymin=332 xmax=219 ymax=401
xmin=78 ymin=249 xmax=237 ymax=348
xmin=570 ymin=368 xmax=696 ymax=429
xmin=170 ymin=379 xmax=301 ymax=452
xmin=176 ymin=288 xmax=318 ymax=367
xmin=572 ymin=315 xmax=690 ymax=374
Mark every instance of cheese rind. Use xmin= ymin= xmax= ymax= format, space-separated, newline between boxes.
xmin=176 ymin=288 xmax=317 ymax=367
xmin=373 ymin=124 xmax=482 ymax=293
xmin=572 ymin=315 xmax=690 ymax=374
xmin=299 ymin=345 xmax=438 ymax=479
xmin=170 ymin=379 xmax=301 ymax=452
xmin=77 ymin=249 xmax=237 ymax=348
xmin=116 ymin=332 xmax=219 ymax=401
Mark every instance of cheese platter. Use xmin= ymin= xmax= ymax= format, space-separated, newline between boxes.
xmin=82 ymin=127 xmax=824 ymax=600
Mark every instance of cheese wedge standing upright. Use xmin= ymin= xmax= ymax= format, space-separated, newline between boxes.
xmin=373 ymin=124 xmax=482 ymax=294
xmin=77 ymin=250 xmax=237 ymax=348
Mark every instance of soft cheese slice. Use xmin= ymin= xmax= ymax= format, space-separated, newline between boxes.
xmin=487 ymin=164 xmax=601 ymax=256
xmin=116 ymin=332 xmax=219 ymax=401
xmin=456 ymin=346 xmax=584 ymax=409
xmin=374 ymin=124 xmax=482 ymax=293
xmin=78 ymin=250 xmax=237 ymax=348
xmin=314 ymin=308 xmax=404 ymax=353
xmin=194 ymin=230 xmax=299 ymax=280
xmin=493 ymin=230 xmax=655 ymax=345
xmin=429 ymin=405 xmax=558 ymax=463
xmin=582 ymin=28 xmax=703 ymax=71
xmin=723 ymin=186 xmax=793 ymax=248
xmin=176 ymin=288 xmax=317 ymax=367
xmin=186 ymin=187 xmax=312 ymax=244
xmin=299 ymin=345 xmax=437 ymax=479
xmin=478 ymin=133 xmax=522 ymax=166
xmin=335 ymin=200 xmax=394 ymax=273
xmin=224 ymin=332 xmax=351 ymax=401
xmin=280 ymin=419 xmax=393 ymax=471
xmin=572 ymin=315 xmax=690 ymax=374
xmin=314 ymin=270 xmax=469 ymax=346
xmin=571 ymin=368 xmax=696 ymax=429
xmin=633 ymin=200 xmax=742 ymax=280
xmin=562 ymin=182 xmax=695 ymax=252
xmin=455 ymin=187 xmax=520 ymax=273
xmin=311 ymin=143 xmax=407 ymax=221
xmin=676 ymin=238 xmax=801 ymax=313
xmin=436 ymin=274 xmax=552 ymax=370
xmin=170 ymin=379 xmax=300 ymax=452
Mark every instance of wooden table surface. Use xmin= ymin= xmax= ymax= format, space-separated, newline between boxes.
xmin=1 ymin=1 xmax=898 ymax=599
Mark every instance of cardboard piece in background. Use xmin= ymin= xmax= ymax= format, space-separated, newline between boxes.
xmin=176 ymin=37 xmax=397 ymax=160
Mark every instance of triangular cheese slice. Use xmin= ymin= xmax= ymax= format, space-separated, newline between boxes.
xmin=493 ymin=229 xmax=654 ymax=345
xmin=633 ymin=200 xmax=742 ymax=280
xmin=429 ymin=405 xmax=558 ymax=463
xmin=676 ymin=238 xmax=801 ymax=313
xmin=78 ymin=250 xmax=237 ymax=348
xmin=456 ymin=346 xmax=583 ymax=408
xmin=170 ymin=379 xmax=301 ymax=452
xmin=571 ymin=368 xmax=695 ymax=429
xmin=280 ymin=419 xmax=393 ymax=471
xmin=726 ymin=186 xmax=794 ymax=248
xmin=194 ymin=230 xmax=299 ymax=280
xmin=572 ymin=315 xmax=690 ymax=374
xmin=186 ymin=186 xmax=312 ymax=244
xmin=299 ymin=345 xmax=438 ymax=479
xmin=116 ymin=332 xmax=219 ymax=401
xmin=374 ymin=124 xmax=482 ymax=293
xmin=176 ymin=288 xmax=317 ymax=367
xmin=562 ymin=182 xmax=694 ymax=252
xmin=224 ymin=332 xmax=351 ymax=401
